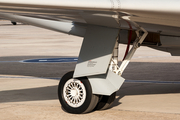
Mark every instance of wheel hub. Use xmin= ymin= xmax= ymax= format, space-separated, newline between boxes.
xmin=70 ymin=89 xmax=78 ymax=97
xmin=63 ymin=79 xmax=86 ymax=108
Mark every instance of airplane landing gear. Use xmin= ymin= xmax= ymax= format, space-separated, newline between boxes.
xmin=58 ymin=25 xmax=148 ymax=114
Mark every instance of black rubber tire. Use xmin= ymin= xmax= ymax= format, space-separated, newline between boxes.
xmin=11 ymin=21 xmax=17 ymax=25
xmin=95 ymin=92 xmax=116 ymax=110
xmin=58 ymin=71 xmax=99 ymax=114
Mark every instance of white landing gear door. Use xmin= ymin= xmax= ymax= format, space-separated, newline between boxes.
xmin=73 ymin=26 xmax=119 ymax=78
xmin=88 ymin=70 xmax=125 ymax=96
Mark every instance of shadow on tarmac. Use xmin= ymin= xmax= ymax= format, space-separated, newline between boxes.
xmin=112 ymin=82 xmax=180 ymax=108
xmin=0 ymin=56 xmax=180 ymax=104
xmin=0 ymin=86 xmax=58 ymax=103
xmin=0 ymin=56 xmax=77 ymax=78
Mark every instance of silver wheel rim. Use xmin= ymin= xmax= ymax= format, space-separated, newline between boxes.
xmin=63 ymin=79 xmax=86 ymax=108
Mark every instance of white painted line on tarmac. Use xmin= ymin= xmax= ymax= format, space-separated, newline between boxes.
xmin=0 ymin=61 xmax=18 ymax=63
xmin=0 ymin=76 xmax=60 ymax=80
xmin=1 ymin=76 xmax=180 ymax=84
xmin=125 ymin=80 xmax=180 ymax=84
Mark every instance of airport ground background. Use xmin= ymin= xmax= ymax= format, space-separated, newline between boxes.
xmin=1 ymin=20 xmax=180 ymax=120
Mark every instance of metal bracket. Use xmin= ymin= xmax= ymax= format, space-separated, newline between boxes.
xmin=109 ymin=32 xmax=120 ymax=73
xmin=109 ymin=26 xmax=148 ymax=76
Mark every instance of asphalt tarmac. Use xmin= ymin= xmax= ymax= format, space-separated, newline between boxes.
xmin=1 ymin=20 xmax=180 ymax=120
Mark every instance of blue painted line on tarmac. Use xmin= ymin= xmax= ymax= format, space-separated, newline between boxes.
xmin=21 ymin=57 xmax=78 ymax=63
xmin=0 ymin=58 xmax=78 ymax=63
xmin=1 ymin=76 xmax=180 ymax=84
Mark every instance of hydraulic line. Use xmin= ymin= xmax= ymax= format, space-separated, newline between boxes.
xmin=123 ymin=20 xmax=133 ymax=60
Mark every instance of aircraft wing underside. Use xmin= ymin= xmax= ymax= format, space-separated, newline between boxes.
xmin=0 ymin=0 xmax=180 ymax=36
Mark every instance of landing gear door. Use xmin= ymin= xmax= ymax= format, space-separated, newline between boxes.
xmin=73 ymin=26 xmax=119 ymax=78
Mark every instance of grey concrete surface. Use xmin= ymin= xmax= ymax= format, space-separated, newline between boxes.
xmin=1 ymin=20 xmax=180 ymax=120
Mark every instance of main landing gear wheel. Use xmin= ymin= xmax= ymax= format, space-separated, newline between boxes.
xmin=95 ymin=92 xmax=116 ymax=110
xmin=58 ymin=71 xmax=99 ymax=114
